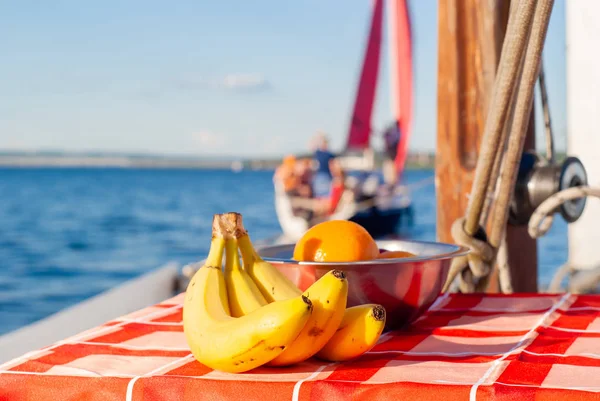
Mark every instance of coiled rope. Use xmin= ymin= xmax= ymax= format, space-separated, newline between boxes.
xmin=443 ymin=0 xmax=555 ymax=293
xmin=528 ymin=186 xmax=600 ymax=238
xmin=527 ymin=186 xmax=600 ymax=294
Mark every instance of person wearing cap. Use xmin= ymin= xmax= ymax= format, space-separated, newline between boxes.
xmin=311 ymin=132 xmax=339 ymax=198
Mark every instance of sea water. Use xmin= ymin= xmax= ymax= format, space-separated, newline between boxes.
xmin=0 ymin=168 xmax=567 ymax=335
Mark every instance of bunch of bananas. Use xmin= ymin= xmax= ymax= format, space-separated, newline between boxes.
xmin=183 ymin=212 xmax=387 ymax=373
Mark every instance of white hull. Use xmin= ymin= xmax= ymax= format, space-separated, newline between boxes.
xmin=0 ymin=263 xmax=179 ymax=364
xmin=273 ymin=181 xmax=311 ymax=241
xmin=273 ymin=178 xmax=412 ymax=242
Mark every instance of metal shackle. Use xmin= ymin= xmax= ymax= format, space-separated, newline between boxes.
xmin=509 ymin=152 xmax=588 ymax=225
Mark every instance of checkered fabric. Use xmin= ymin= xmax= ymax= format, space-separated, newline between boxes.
xmin=1 ymin=293 xmax=599 ymax=401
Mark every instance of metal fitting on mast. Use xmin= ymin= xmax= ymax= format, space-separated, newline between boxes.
xmin=509 ymin=151 xmax=588 ymax=225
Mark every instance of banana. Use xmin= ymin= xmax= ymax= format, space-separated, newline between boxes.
xmin=236 ymin=215 xmax=384 ymax=366
xmin=238 ymin=232 xmax=300 ymax=302
xmin=224 ymin=237 xmax=268 ymax=317
xmin=183 ymin=215 xmax=313 ymax=373
xmin=267 ymin=269 xmax=348 ymax=366
xmin=316 ymin=304 xmax=386 ymax=362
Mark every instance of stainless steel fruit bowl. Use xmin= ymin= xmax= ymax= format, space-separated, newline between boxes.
xmin=257 ymin=239 xmax=469 ymax=330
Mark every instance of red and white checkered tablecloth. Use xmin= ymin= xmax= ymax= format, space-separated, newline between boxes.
xmin=1 ymin=293 xmax=599 ymax=401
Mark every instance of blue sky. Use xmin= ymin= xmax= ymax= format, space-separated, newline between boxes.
xmin=0 ymin=0 xmax=566 ymax=157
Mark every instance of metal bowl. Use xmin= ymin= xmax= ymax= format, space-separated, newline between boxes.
xmin=257 ymin=239 xmax=469 ymax=330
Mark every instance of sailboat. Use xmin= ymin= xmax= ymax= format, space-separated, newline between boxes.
xmin=2 ymin=0 xmax=599 ymax=371
xmin=274 ymin=0 xmax=415 ymax=241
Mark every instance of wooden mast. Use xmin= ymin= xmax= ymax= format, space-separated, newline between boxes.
xmin=436 ymin=0 xmax=538 ymax=292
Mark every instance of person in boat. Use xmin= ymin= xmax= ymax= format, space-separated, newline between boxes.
xmin=299 ymin=159 xmax=348 ymax=218
xmin=293 ymin=158 xmax=314 ymax=198
xmin=382 ymin=121 xmax=401 ymax=185
xmin=274 ymin=155 xmax=300 ymax=195
xmin=310 ymin=131 xmax=341 ymax=198
xmin=274 ymin=155 xmax=312 ymax=197
xmin=274 ymin=155 xmax=315 ymax=220
xmin=326 ymin=160 xmax=346 ymax=214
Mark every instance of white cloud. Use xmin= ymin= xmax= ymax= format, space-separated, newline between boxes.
xmin=221 ymin=74 xmax=269 ymax=90
xmin=177 ymin=74 xmax=271 ymax=93
xmin=190 ymin=130 xmax=228 ymax=150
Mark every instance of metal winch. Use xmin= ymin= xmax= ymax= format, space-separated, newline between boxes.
xmin=509 ymin=151 xmax=588 ymax=225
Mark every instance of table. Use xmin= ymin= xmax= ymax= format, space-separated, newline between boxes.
xmin=1 ymin=293 xmax=599 ymax=400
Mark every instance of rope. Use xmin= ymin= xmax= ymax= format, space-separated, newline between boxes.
xmin=497 ymin=236 xmax=514 ymax=293
xmin=527 ymin=186 xmax=600 ymax=294
xmin=568 ymin=267 xmax=600 ymax=294
xmin=443 ymin=217 xmax=495 ymax=293
xmin=488 ymin=0 xmax=554 ymax=249
xmin=444 ymin=0 xmax=555 ymax=293
xmin=538 ymin=62 xmax=555 ymax=162
xmin=462 ymin=0 xmax=538 ymax=237
xmin=481 ymin=0 xmax=521 ymax=228
xmin=547 ymin=262 xmax=572 ymax=293
xmin=528 ymin=186 xmax=600 ymax=238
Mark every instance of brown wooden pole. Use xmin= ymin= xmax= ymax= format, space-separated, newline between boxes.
xmin=504 ymin=113 xmax=538 ymax=292
xmin=436 ymin=0 xmax=538 ymax=292
xmin=436 ymin=0 xmax=510 ymax=244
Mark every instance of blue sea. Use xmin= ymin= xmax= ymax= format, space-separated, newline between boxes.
xmin=0 ymin=168 xmax=568 ymax=336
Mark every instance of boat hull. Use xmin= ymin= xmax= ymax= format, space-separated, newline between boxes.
xmin=349 ymin=205 xmax=413 ymax=238
xmin=274 ymin=183 xmax=414 ymax=241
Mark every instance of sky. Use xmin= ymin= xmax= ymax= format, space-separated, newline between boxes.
xmin=0 ymin=0 xmax=567 ymax=157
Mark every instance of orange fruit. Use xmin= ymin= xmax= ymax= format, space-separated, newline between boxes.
xmin=293 ymin=220 xmax=379 ymax=262
xmin=378 ymin=250 xmax=416 ymax=259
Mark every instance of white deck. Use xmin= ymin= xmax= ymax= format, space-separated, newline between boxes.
xmin=566 ymin=0 xmax=600 ymax=270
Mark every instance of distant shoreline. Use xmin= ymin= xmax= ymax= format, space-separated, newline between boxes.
xmin=0 ymin=151 xmax=436 ymax=170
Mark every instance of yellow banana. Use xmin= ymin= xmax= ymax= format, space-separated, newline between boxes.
xmin=236 ymin=215 xmax=384 ymax=365
xmin=224 ymin=237 xmax=268 ymax=317
xmin=267 ymin=269 xmax=348 ymax=366
xmin=316 ymin=304 xmax=386 ymax=362
xmin=238 ymin=233 xmax=300 ymax=302
xmin=183 ymin=216 xmax=313 ymax=373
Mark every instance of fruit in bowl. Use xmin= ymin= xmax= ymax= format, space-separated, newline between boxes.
xmin=293 ymin=220 xmax=415 ymax=262
xmin=293 ymin=220 xmax=380 ymax=262
xmin=183 ymin=213 xmax=387 ymax=374
xmin=378 ymin=250 xmax=416 ymax=259
xmin=259 ymin=222 xmax=469 ymax=331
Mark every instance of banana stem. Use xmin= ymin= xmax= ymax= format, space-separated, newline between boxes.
xmin=227 ymin=213 xmax=260 ymax=269
xmin=211 ymin=214 xmax=227 ymax=239
xmin=205 ymin=214 xmax=228 ymax=268
xmin=219 ymin=212 xmax=245 ymax=239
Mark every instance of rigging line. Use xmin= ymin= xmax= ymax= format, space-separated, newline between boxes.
xmin=481 ymin=0 xmax=522 ymax=228
xmin=488 ymin=0 xmax=555 ymax=249
xmin=463 ymin=0 xmax=538 ymax=237
xmin=538 ymin=61 xmax=555 ymax=162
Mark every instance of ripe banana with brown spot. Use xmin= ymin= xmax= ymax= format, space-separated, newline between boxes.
xmin=267 ymin=269 xmax=348 ymax=366
xmin=182 ymin=215 xmax=313 ymax=373
xmin=316 ymin=304 xmax=386 ymax=362
xmin=236 ymin=216 xmax=386 ymax=365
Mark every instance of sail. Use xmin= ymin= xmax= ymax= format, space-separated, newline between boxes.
xmin=388 ymin=0 xmax=413 ymax=178
xmin=345 ymin=0 xmax=384 ymax=150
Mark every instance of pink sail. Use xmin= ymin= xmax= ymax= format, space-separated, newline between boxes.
xmin=388 ymin=0 xmax=413 ymax=179
xmin=345 ymin=0 xmax=384 ymax=150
